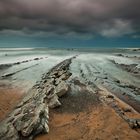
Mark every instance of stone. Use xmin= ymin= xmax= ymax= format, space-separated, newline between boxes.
xmin=106 ymin=95 xmax=114 ymax=99
xmin=21 ymin=122 xmax=35 ymax=137
xmin=58 ymin=70 xmax=65 ymax=76
xmin=48 ymin=95 xmax=61 ymax=108
xmin=0 ymin=123 xmax=9 ymax=138
xmin=55 ymin=81 xmax=69 ymax=97
xmin=0 ymin=57 xmax=74 ymax=140
xmin=0 ymin=125 xmax=19 ymax=140
xmin=45 ymin=85 xmax=55 ymax=96
xmin=115 ymin=80 xmax=120 ymax=83
xmin=44 ymin=122 xmax=49 ymax=133
xmin=128 ymin=119 xmax=140 ymax=129
xmin=48 ymin=78 xmax=55 ymax=84
xmin=60 ymin=72 xmax=72 ymax=80
xmin=123 ymin=108 xmax=132 ymax=112
xmin=116 ymin=54 xmax=123 ymax=57
xmin=13 ymin=115 xmax=25 ymax=131
xmin=34 ymin=58 xmax=39 ymax=60
xmin=55 ymin=78 xmax=61 ymax=85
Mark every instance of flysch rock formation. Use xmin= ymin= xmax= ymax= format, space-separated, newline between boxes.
xmin=110 ymin=59 xmax=140 ymax=77
xmin=0 ymin=56 xmax=75 ymax=140
xmin=69 ymin=56 xmax=140 ymax=129
xmin=0 ymin=53 xmax=140 ymax=140
xmin=1 ymin=64 xmax=39 ymax=78
xmin=0 ymin=57 xmax=47 ymax=70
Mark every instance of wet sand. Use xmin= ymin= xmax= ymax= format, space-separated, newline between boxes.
xmin=36 ymin=103 xmax=140 ymax=140
xmin=0 ymin=84 xmax=23 ymax=121
xmin=36 ymin=83 xmax=140 ymax=140
xmin=0 ymin=48 xmax=140 ymax=140
xmin=1 ymin=83 xmax=139 ymax=140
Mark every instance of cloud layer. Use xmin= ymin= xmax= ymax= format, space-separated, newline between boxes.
xmin=0 ymin=0 xmax=140 ymax=37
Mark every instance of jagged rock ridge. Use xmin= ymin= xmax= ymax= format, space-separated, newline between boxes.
xmin=0 ymin=57 xmax=75 ymax=140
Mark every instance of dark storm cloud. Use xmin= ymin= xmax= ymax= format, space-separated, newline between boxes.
xmin=0 ymin=0 xmax=140 ymax=37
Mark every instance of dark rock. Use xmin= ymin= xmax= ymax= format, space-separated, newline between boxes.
xmin=128 ymin=119 xmax=140 ymax=129
xmin=115 ymin=80 xmax=120 ymax=83
xmin=122 ymin=92 xmax=126 ymax=95
xmin=116 ymin=54 xmax=124 ymax=57
xmin=34 ymin=58 xmax=39 ymax=60
xmin=106 ymin=95 xmax=114 ymax=99
xmin=123 ymin=108 xmax=132 ymax=112
xmin=104 ymin=77 xmax=108 ymax=79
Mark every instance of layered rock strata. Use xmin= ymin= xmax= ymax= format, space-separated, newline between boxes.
xmin=0 ymin=57 xmax=74 ymax=140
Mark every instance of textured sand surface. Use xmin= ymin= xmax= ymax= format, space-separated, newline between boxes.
xmin=0 ymin=85 xmax=23 ymax=121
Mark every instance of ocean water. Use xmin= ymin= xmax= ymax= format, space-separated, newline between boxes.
xmin=0 ymin=47 xmax=139 ymax=92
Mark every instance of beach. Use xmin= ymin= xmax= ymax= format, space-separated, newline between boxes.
xmin=0 ymin=48 xmax=140 ymax=140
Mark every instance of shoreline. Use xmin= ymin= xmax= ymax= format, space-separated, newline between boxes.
xmin=0 ymin=83 xmax=24 ymax=121
xmin=0 ymin=49 xmax=140 ymax=140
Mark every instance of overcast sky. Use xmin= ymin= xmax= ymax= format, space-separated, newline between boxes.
xmin=0 ymin=0 xmax=140 ymax=47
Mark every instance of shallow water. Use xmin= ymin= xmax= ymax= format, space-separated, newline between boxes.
xmin=0 ymin=48 xmax=139 ymax=93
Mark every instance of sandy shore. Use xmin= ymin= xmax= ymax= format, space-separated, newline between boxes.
xmin=0 ymin=83 xmax=23 ymax=121
xmin=0 ymin=49 xmax=140 ymax=140
xmin=35 ymin=77 xmax=140 ymax=140
xmin=36 ymin=101 xmax=140 ymax=140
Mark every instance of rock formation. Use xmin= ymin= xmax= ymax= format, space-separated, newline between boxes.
xmin=0 ymin=57 xmax=74 ymax=140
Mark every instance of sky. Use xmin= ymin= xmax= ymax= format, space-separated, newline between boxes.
xmin=0 ymin=0 xmax=140 ymax=48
